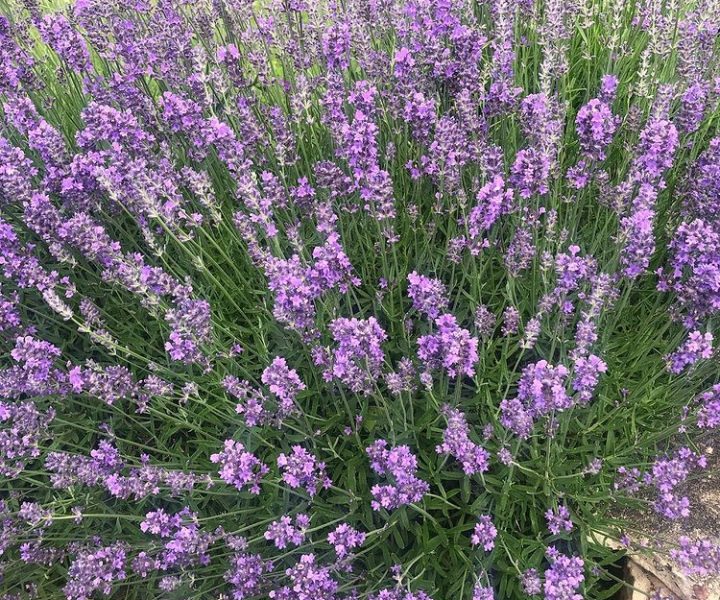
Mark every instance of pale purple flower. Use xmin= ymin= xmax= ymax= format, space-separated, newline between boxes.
xmin=225 ymin=551 xmax=270 ymax=600
xmin=472 ymin=581 xmax=494 ymax=600
xmin=670 ymin=536 xmax=720 ymax=577
xmin=264 ymin=514 xmax=309 ymax=549
xmin=366 ymin=440 xmax=429 ymax=511
xmin=321 ymin=317 xmax=387 ymax=394
xmin=327 ymin=523 xmax=366 ymax=558
xmin=269 ymin=553 xmax=338 ymax=600
xmin=64 ymin=543 xmax=127 ymax=600
xmin=277 ymin=445 xmax=332 ymax=496
xmin=407 ymin=272 xmax=449 ymax=319
xmin=545 ymin=505 xmax=573 ymax=535
xmin=572 ymin=354 xmax=607 ymax=403
xmin=697 ymin=384 xmax=720 ymax=429
xmin=436 ymin=407 xmax=489 ymax=475
xmin=417 ymin=314 xmax=479 ymax=378
xmin=667 ymin=330 xmax=713 ymax=374
xmin=210 ymin=440 xmax=268 ymax=494
xmin=261 ymin=357 xmax=306 ymax=418
xmin=575 ymin=98 xmax=618 ymax=161
xmin=471 ymin=515 xmax=497 ymax=551
xmin=543 ymin=547 xmax=584 ymax=600
xmin=520 ymin=568 xmax=542 ymax=595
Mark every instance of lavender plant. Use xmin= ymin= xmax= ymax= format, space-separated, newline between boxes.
xmin=0 ymin=0 xmax=719 ymax=599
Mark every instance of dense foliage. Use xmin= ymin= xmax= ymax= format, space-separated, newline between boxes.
xmin=0 ymin=0 xmax=719 ymax=598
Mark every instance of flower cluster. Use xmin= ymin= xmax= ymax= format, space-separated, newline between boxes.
xmin=407 ymin=272 xmax=449 ymax=319
xmin=436 ymin=407 xmax=490 ymax=475
xmin=471 ymin=516 xmax=497 ymax=551
xmin=327 ymin=524 xmax=366 ymax=559
xmin=545 ymin=505 xmax=573 ymax=535
xmin=366 ymin=440 xmax=429 ymax=511
xmin=2 ymin=0 xmax=720 ymax=598
xmin=500 ymin=360 xmax=574 ymax=438
xmin=277 ymin=446 xmax=332 ymax=497
xmin=417 ymin=314 xmax=479 ymax=379
xmin=317 ymin=317 xmax=387 ymax=395
xmin=265 ymin=514 xmax=310 ymax=550
xmin=210 ymin=440 xmax=268 ymax=494
xmin=543 ymin=548 xmax=585 ymax=600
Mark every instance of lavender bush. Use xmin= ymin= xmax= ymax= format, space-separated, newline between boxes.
xmin=0 ymin=0 xmax=719 ymax=598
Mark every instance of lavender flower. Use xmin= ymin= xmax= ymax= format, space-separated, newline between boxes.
xmin=436 ymin=407 xmax=489 ymax=475
xmin=366 ymin=440 xmax=429 ymax=511
xmin=264 ymin=514 xmax=309 ymax=549
xmin=667 ymin=330 xmax=713 ymax=374
xmin=474 ymin=304 xmax=495 ymax=338
xmin=510 ymin=148 xmax=551 ymax=198
xmin=64 ymin=543 xmax=127 ymax=600
xmin=407 ymin=272 xmax=449 ymax=319
xmin=659 ymin=218 xmax=720 ymax=327
xmin=210 ymin=440 xmax=268 ymax=494
xmin=261 ymin=357 xmax=306 ymax=418
xmin=467 ymin=176 xmax=514 ymax=242
xmin=0 ymin=401 xmax=55 ymax=477
xmin=277 ymin=446 xmax=332 ymax=496
xmin=327 ymin=523 xmax=366 ymax=558
xmin=697 ymin=384 xmax=720 ymax=429
xmin=417 ymin=314 xmax=479 ymax=378
xmin=545 ymin=505 xmax=573 ymax=535
xmin=670 ymin=536 xmax=720 ymax=577
xmin=572 ymin=354 xmax=607 ymax=403
xmin=472 ymin=581 xmax=494 ymax=600
xmin=471 ymin=515 xmax=497 ymax=551
xmin=225 ymin=551 xmax=271 ymax=599
xmin=501 ymin=306 xmax=520 ymax=336
xmin=520 ymin=569 xmax=542 ymax=595
xmin=270 ymin=553 xmax=338 ymax=600
xmin=575 ymin=98 xmax=619 ymax=161
xmin=320 ymin=317 xmax=387 ymax=394
xmin=543 ymin=547 xmax=584 ymax=600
